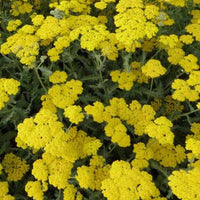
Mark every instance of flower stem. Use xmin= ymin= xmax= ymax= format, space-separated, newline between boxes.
xmin=34 ymin=62 xmax=48 ymax=93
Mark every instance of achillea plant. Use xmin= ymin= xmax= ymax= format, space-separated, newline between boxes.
xmin=0 ymin=0 xmax=200 ymax=199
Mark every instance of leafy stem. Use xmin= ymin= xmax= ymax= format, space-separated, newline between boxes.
xmin=34 ymin=61 xmax=48 ymax=93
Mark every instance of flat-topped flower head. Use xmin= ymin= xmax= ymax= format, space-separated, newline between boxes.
xmin=142 ymin=59 xmax=166 ymax=78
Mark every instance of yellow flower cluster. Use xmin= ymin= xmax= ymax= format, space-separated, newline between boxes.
xmin=0 ymin=78 xmax=20 ymax=110
xmin=145 ymin=116 xmax=174 ymax=145
xmin=16 ymin=108 xmax=64 ymax=150
xmin=128 ymin=100 xmax=156 ymax=136
xmin=29 ymin=153 xmax=72 ymax=190
xmin=114 ymin=0 xmax=159 ymax=51
xmin=48 ymin=78 xmax=83 ymax=109
xmin=167 ymin=48 xmax=185 ymax=65
xmin=10 ymin=0 xmax=33 ymax=16
xmin=44 ymin=126 xmax=102 ymax=163
xmin=49 ymin=0 xmax=92 ymax=15
xmin=130 ymin=138 xmax=186 ymax=169
xmin=39 ymin=153 xmax=73 ymax=189
xmin=131 ymin=142 xmax=153 ymax=169
xmin=49 ymin=70 xmax=68 ymax=84
xmin=179 ymin=54 xmax=199 ymax=73
xmin=186 ymin=10 xmax=200 ymax=41
xmin=172 ymin=73 xmax=200 ymax=102
xmin=0 ymin=26 xmax=39 ymax=66
xmin=110 ymin=61 xmax=149 ymax=91
xmin=85 ymin=98 xmax=156 ymax=146
xmin=41 ymin=94 xmax=57 ymax=114
xmin=47 ymin=71 xmax=84 ymax=124
xmin=186 ymin=123 xmax=200 ymax=158
xmin=85 ymin=98 xmax=131 ymax=147
xmin=147 ymin=139 xmax=186 ymax=168
xmin=104 ymin=118 xmax=130 ymax=147
xmin=64 ymin=105 xmax=84 ymax=124
xmin=76 ymin=155 xmax=110 ymax=190
xmin=7 ymin=19 xmax=22 ymax=32
xmin=0 ymin=0 xmax=180 ymax=66
xmin=25 ymin=181 xmax=47 ymax=200
xmin=63 ymin=184 xmax=83 ymax=200
xmin=179 ymin=34 xmax=194 ymax=44
xmin=142 ymin=59 xmax=167 ymax=78
xmin=2 ymin=153 xmax=29 ymax=182
xmin=95 ymin=0 xmax=116 ymax=10
xmin=101 ymin=160 xmax=161 ymax=200
xmin=168 ymin=161 xmax=200 ymax=200
xmin=159 ymin=34 xmax=182 ymax=50
xmin=0 ymin=182 xmax=15 ymax=200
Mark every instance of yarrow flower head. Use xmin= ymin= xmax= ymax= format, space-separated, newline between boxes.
xmin=49 ymin=70 xmax=68 ymax=84
xmin=101 ymin=160 xmax=160 ymax=200
xmin=0 ymin=78 xmax=20 ymax=110
xmin=142 ymin=59 xmax=167 ymax=78
xmin=145 ymin=116 xmax=174 ymax=145
xmin=2 ymin=153 xmax=29 ymax=181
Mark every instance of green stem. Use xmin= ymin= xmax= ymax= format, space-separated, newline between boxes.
xmin=179 ymin=109 xmax=200 ymax=117
xmin=147 ymin=78 xmax=153 ymax=103
xmin=123 ymin=42 xmax=135 ymax=72
xmin=93 ymin=52 xmax=108 ymax=103
xmin=166 ymin=190 xmax=173 ymax=199
xmin=141 ymin=52 xmax=147 ymax=66
xmin=164 ymin=71 xmax=185 ymax=90
xmin=66 ymin=123 xmax=73 ymax=132
xmin=150 ymin=48 xmax=162 ymax=60
xmin=150 ymin=160 xmax=169 ymax=178
xmin=34 ymin=67 xmax=48 ymax=93
xmin=57 ymin=189 xmax=62 ymax=200
xmin=186 ymin=115 xmax=192 ymax=125
xmin=109 ymin=143 xmax=117 ymax=153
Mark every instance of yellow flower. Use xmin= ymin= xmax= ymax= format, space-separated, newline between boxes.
xmin=44 ymin=127 xmax=102 ymax=163
xmin=142 ymin=59 xmax=166 ymax=78
xmin=145 ymin=116 xmax=174 ymax=145
xmin=63 ymin=184 xmax=78 ymax=200
xmin=6 ymin=19 xmax=22 ymax=32
xmin=2 ymin=153 xmax=29 ymax=181
xmin=25 ymin=181 xmax=44 ymax=200
xmin=85 ymin=102 xmax=105 ymax=123
xmin=32 ymin=159 xmax=48 ymax=182
xmin=144 ymin=5 xmax=159 ymax=20
xmin=104 ymin=118 xmax=130 ymax=147
xmin=95 ymin=1 xmax=107 ymax=10
xmin=179 ymin=54 xmax=199 ymax=73
xmin=0 ymin=182 xmax=9 ymax=198
xmin=76 ymin=156 xmax=110 ymax=191
xmin=49 ymin=70 xmax=68 ymax=84
xmin=172 ymin=79 xmax=199 ymax=102
xmin=0 ymin=78 xmax=20 ymax=110
xmin=168 ymin=164 xmax=200 ymax=200
xmin=32 ymin=15 xmax=44 ymax=26
xmin=167 ymin=48 xmax=185 ymax=65
xmin=48 ymin=79 xmax=83 ymax=109
xmin=147 ymin=139 xmax=186 ymax=167
xmin=16 ymin=109 xmax=64 ymax=150
xmin=179 ymin=34 xmax=194 ymax=44
xmin=64 ymin=105 xmax=84 ymax=124
xmin=101 ymin=160 xmax=160 ymax=200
